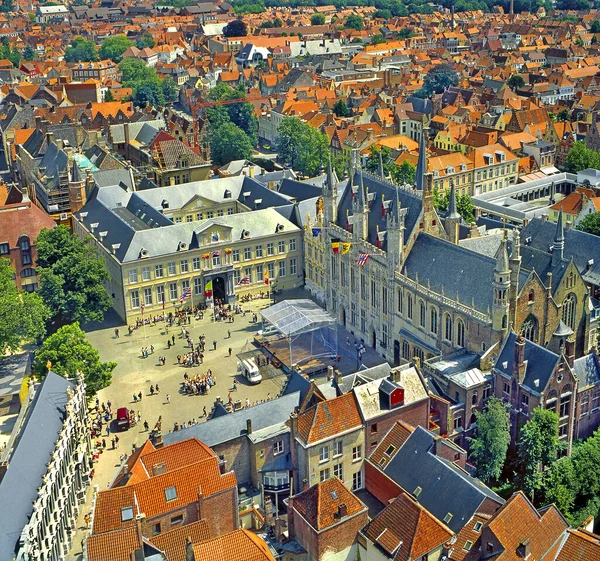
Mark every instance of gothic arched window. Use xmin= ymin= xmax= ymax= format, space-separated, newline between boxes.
xmin=419 ymin=301 xmax=426 ymax=327
xmin=430 ymin=307 xmax=438 ymax=334
xmin=562 ymin=293 xmax=576 ymax=330
xmin=445 ymin=314 xmax=453 ymax=342
xmin=521 ymin=314 xmax=538 ymax=342
xmin=456 ymin=319 xmax=465 ymax=348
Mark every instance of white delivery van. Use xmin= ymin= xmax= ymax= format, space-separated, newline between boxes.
xmin=238 ymin=358 xmax=262 ymax=384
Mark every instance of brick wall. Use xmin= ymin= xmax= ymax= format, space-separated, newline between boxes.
xmin=364 ymin=461 xmax=402 ymax=505
xmin=199 ymin=486 xmax=238 ymax=537
xmin=214 ymin=437 xmax=251 ymax=485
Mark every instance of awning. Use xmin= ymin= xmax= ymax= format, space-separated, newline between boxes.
xmin=399 ymin=328 xmax=441 ymax=356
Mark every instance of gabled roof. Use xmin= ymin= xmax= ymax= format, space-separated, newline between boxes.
xmin=292 ymin=477 xmax=367 ymax=532
xmin=362 ymin=493 xmax=453 ymax=561
xmin=295 ymin=392 xmax=363 ymax=445
xmin=191 ymin=529 xmax=276 ymax=561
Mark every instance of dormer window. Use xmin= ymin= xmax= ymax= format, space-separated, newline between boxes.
xmin=121 ymin=507 xmax=134 ymax=522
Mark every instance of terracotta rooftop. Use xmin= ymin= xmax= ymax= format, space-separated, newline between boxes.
xmin=191 ymin=529 xmax=276 ymax=561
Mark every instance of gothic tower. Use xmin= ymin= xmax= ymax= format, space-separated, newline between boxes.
xmin=509 ymin=228 xmax=522 ymax=328
xmin=352 ymin=165 xmax=369 ymax=241
xmin=444 ymin=179 xmax=461 ymax=244
xmin=323 ymin=154 xmax=338 ymax=225
xmin=386 ymin=186 xmax=407 ymax=273
xmin=415 ymin=126 xmax=428 ymax=191
xmin=492 ymin=232 xmax=511 ymax=341
xmin=68 ymin=161 xmax=87 ymax=214
xmin=552 ymin=208 xmax=564 ymax=267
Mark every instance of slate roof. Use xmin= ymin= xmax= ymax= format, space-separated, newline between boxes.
xmin=382 ymin=426 xmax=503 ymax=533
xmin=494 ymin=331 xmax=560 ymax=395
xmin=337 ymin=171 xmax=423 ymax=248
xmin=572 ymin=352 xmax=600 ymax=391
xmin=0 ymin=372 xmax=73 ymax=561
xmin=278 ymin=178 xmax=323 ymax=201
xmin=292 ymin=477 xmax=367 ymax=531
xmin=362 ymin=493 xmax=453 ymax=561
xmin=163 ymin=391 xmax=301 ymax=447
xmin=521 ymin=217 xmax=600 ymax=287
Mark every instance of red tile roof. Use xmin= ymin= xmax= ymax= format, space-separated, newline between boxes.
xmin=150 ymin=519 xmax=211 ymax=561
xmin=191 ymin=529 xmax=276 ymax=561
xmin=295 ymin=392 xmax=362 ymax=445
xmin=555 ymin=527 xmax=600 ymax=561
xmin=292 ymin=477 xmax=367 ymax=531
xmin=0 ymin=200 xmax=55 ymax=247
xmin=363 ymin=493 xmax=454 ymax=561
xmin=369 ymin=421 xmax=415 ymax=467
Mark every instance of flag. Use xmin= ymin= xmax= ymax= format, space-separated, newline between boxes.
xmin=212 ymin=232 xmax=219 ymax=242
xmin=331 ymin=239 xmax=340 ymax=254
xmin=212 ymin=250 xmax=221 ymax=257
xmin=237 ymin=276 xmax=250 ymax=285
xmin=264 ymin=268 xmax=269 ymax=285
xmin=179 ymin=287 xmax=192 ymax=303
xmin=312 ymin=227 xmax=322 ymax=237
xmin=204 ymin=280 xmax=213 ymax=298
xmin=357 ymin=253 xmax=370 ymax=266
xmin=341 ymin=242 xmax=351 ymax=255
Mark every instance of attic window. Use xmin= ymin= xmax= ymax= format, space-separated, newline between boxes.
xmin=474 ymin=521 xmax=483 ymax=532
xmin=463 ymin=541 xmax=473 ymax=552
xmin=413 ymin=486 xmax=422 ymax=498
xmin=331 ymin=490 xmax=337 ymax=500
xmin=224 ymin=189 xmax=232 ymax=199
xmin=121 ymin=507 xmax=134 ymax=522
xmin=443 ymin=512 xmax=453 ymax=524
xmin=165 ymin=486 xmax=177 ymax=501
xmin=384 ymin=445 xmax=396 ymax=456
xmin=378 ymin=457 xmax=387 ymax=467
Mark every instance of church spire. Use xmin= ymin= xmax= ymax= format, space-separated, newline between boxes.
xmin=552 ymin=208 xmax=564 ymax=266
xmin=495 ymin=233 xmax=510 ymax=274
xmin=378 ymin=150 xmax=385 ymax=178
xmin=415 ymin=127 xmax=428 ymax=190
xmin=447 ymin=179 xmax=460 ymax=220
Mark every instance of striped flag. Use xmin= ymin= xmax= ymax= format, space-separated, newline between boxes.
xmin=237 ymin=276 xmax=250 ymax=285
xmin=357 ymin=253 xmax=370 ymax=267
xmin=179 ymin=287 xmax=192 ymax=302
xmin=264 ymin=268 xmax=269 ymax=285
xmin=204 ymin=280 xmax=213 ymax=298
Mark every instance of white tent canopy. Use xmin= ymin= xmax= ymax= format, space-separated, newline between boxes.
xmin=260 ymin=299 xmax=336 ymax=337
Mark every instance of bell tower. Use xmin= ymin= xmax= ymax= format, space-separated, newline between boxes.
xmin=492 ymin=232 xmax=511 ymax=341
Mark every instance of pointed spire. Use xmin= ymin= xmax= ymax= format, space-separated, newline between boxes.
xmin=495 ymin=235 xmax=510 ymax=273
xmin=71 ymin=160 xmax=84 ymax=184
xmin=378 ymin=150 xmax=385 ymax=178
xmin=357 ymin=167 xmax=367 ymax=210
xmin=447 ymin=179 xmax=460 ymax=220
xmin=327 ymin=154 xmax=335 ymax=193
xmin=553 ymin=207 xmax=564 ymax=265
xmin=415 ymin=127 xmax=428 ymax=190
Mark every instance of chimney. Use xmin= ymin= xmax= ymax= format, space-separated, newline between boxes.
xmin=249 ymin=165 xmax=255 ymax=178
xmin=565 ymin=337 xmax=575 ymax=368
xmin=517 ymin=538 xmax=530 ymax=559
xmin=287 ymin=496 xmax=296 ymax=539
xmin=337 ymin=503 xmax=347 ymax=518
xmin=565 ymin=220 xmax=572 ymax=232
xmin=185 ymin=537 xmax=195 ymax=561
xmin=302 ymin=478 xmax=308 ymax=491
xmin=289 ymin=412 xmax=298 ymax=438
xmin=264 ymin=495 xmax=274 ymax=528
xmin=514 ymin=334 xmax=526 ymax=383
xmin=46 ymin=131 xmax=54 ymax=146
xmin=246 ymin=419 xmax=252 ymax=434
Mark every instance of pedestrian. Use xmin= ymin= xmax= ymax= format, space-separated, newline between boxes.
xmin=228 ymin=347 xmax=232 ymax=357
xmin=203 ymin=406 xmax=207 ymax=417
xmin=233 ymin=378 xmax=238 ymax=391
xmin=133 ymin=393 xmax=137 ymax=403
xmin=150 ymin=345 xmax=154 ymax=354
xmin=106 ymin=424 xmax=110 ymax=436
xmin=115 ymin=435 xmax=119 ymax=449
xmin=115 ymin=328 xmax=119 ymax=338
xmin=111 ymin=438 xmax=115 ymax=449
xmin=138 ymin=391 xmax=142 ymax=402
xmin=156 ymin=384 xmax=160 ymax=393
xmin=227 ymin=330 xmax=231 ymax=338
xmin=213 ymin=340 xmax=217 ymax=350
xmin=102 ymin=439 xmax=106 ymax=449
xmin=150 ymin=384 xmax=154 ymax=395
xmin=144 ymin=420 xmax=149 ymax=431
xmin=166 ymin=394 xmax=171 ymax=404
xmin=245 ymin=397 xmax=250 ymax=408
xmin=172 ymin=335 xmax=175 ymax=346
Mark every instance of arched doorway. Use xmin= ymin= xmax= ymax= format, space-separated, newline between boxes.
xmin=213 ymin=276 xmax=226 ymax=302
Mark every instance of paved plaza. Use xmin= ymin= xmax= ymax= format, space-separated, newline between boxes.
xmin=66 ymin=288 xmax=385 ymax=560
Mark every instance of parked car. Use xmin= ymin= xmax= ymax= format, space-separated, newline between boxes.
xmin=116 ymin=407 xmax=130 ymax=431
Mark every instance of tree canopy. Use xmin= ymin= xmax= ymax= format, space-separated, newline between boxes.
xmin=469 ymin=397 xmax=511 ymax=484
xmin=0 ymin=258 xmax=49 ymax=354
xmin=33 ymin=323 xmax=116 ymax=395
xmin=565 ymin=141 xmax=600 ymax=173
xmin=507 ymin=74 xmax=525 ymax=90
xmin=209 ymin=121 xmax=254 ymax=166
xmin=344 ymin=14 xmax=364 ymax=30
xmin=223 ymin=18 xmax=248 ymax=37
xmin=36 ymin=226 xmax=111 ymax=327
xmin=98 ymin=35 xmax=133 ymax=63
xmin=333 ymin=99 xmax=351 ymax=117
xmin=64 ymin=37 xmax=99 ymax=63
xmin=576 ymin=212 xmax=600 ymax=236
xmin=416 ymin=63 xmax=458 ymax=98
xmin=433 ymin=187 xmax=476 ymax=223
xmin=277 ymin=116 xmax=330 ymax=177
xmin=310 ymin=13 xmax=325 ymax=24
xmin=365 ymin=146 xmax=416 ymax=185
xmin=118 ymin=58 xmax=177 ymax=108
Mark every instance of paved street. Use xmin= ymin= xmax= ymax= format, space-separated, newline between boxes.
xmin=66 ymin=288 xmax=385 ymax=560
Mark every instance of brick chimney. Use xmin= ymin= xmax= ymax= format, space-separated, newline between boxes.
xmin=517 ymin=538 xmax=530 ymax=559
xmin=514 ymin=334 xmax=526 ymax=383
xmin=565 ymin=336 xmax=575 ymax=368
xmin=185 ymin=537 xmax=195 ymax=561
xmin=246 ymin=419 xmax=252 ymax=435
xmin=337 ymin=503 xmax=347 ymax=518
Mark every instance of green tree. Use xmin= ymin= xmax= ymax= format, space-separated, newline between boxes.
xmin=119 ymin=57 xmax=157 ymax=85
xmin=333 ymin=99 xmax=351 ymax=117
xmin=208 ymin=83 xmax=258 ymax=146
xmin=0 ymin=0 xmax=13 ymax=13
xmin=36 ymin=226 xmax=111 ymax=326
xmin=277 ymin=116 xmax=329 ymax=176
xmin=0 ymin=39 xmax=20 ymax=67
xmin=398 ymin=27 xmax=415 ymax=39
xmin=373 ymin=8 xmax=391 ymax=19
xmin=33 ymin=323 xmax=116 ymax=395
xmin=433 ymin=188 xmax=476 ymax=223
xmin=0 ymin=258 xmax=49 ymax=354
xmin=371 ymin=34 xmax=386 ymax=45
xmin=417 ymin=63 xmax=458 ymax=98
xmin=518 ymin=407 xmax=560 ymax=500
xmin=210 ymin=122 xmax=254 ymax=166
xmin=136 ymin=33 xmax=155 ymax=48
xmin=565 ymin=141 xmax=600 ymax=173
xmin=557 ymin=109 xmax=570 ymax=122
xmin=576 ymin=212 xmax=600 ymax=236
xmin=98 ymin=35 xmax=132 ymax=63
xmin=392 ymin=160 xmax=416 ymax=185
xmin=161 ymin=76 xmax=179 ymax=104
xmin=311 ymin=13 xmax=325 ymax=24
xmin=507 ymin=74 xmax=525 ymax=90
xmin=133 ymin=82 xmax=165 ymax=107
xmin=223 ymin=18 xmax=248 ymax=37
xmin=591 ymin=20 xmax=600 ymax=33
xmin=469 ymin=397 xmax=511 ymax=484
xmin=104 ymin=89 xmax=115 ymax=102
xmin=23 ymin=45 xmax=35 ymax=61
xmin=345 ymin=14 xmax=364 ymax=30
xmin=64 ymin=37 xmax=99 ymax=63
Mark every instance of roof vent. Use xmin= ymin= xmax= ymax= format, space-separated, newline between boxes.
xmin=139 ymin=248 xmax=149 ymax=258
xmin=254 ymin=198 xmax=262 ymax=209
xmin=90 ymin=222 xmax=99 ymax=233
xmin=111 ymin=243 xmax=121 ymax=254
xmin=79 ymin=211 xmax=88 ymax=218
xmin=178 ymin=241 xmax=188 ymax=251
xmin=99 ymin=231 xmax=108 ymax=241
xmin=276 ymin=223 xmax=284 ymax=232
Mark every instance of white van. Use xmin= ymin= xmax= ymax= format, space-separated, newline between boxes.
xmin=238 ymin=358 xmax=262 ymax=384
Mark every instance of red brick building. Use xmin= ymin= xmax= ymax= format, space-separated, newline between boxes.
xmin=0 ymin=189 xmax=55 ymax=291
xmin=289 ymin=477 xmax=368 ymax=561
